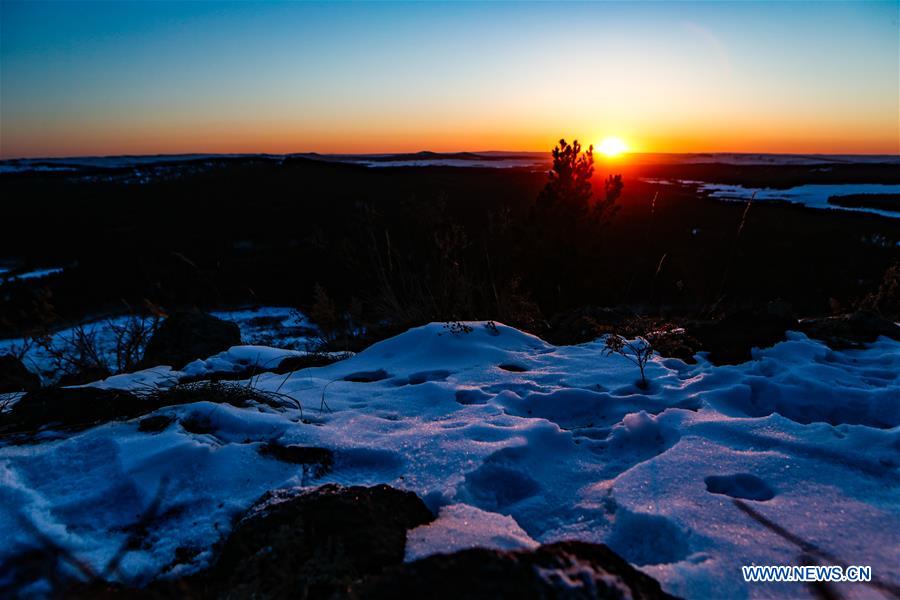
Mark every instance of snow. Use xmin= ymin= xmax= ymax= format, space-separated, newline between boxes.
xmin=405 ymin=503 xmax=538 ymax=561
xmin=0 ymin=267 xmax=65 ymax=284
xmin=1 ymin=322 xmax=898 ymax=598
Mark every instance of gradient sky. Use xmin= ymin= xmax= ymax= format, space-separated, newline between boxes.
xmin=1 ymin=1 xmax=898 ymax=158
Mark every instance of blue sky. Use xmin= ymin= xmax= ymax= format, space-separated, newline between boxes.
xmin=1 ymin=1 xmax=898 ymax=157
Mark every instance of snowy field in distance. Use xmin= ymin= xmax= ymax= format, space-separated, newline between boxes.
xmin=1 ymin=322 xmax=897 ymax=598
xmin=0 ymin=267 xmax=66 ymax=286
xmin=349 ymin=157 xmax=548 ymax=169
xmin=643 ymin=179 xmax=900 ymax=219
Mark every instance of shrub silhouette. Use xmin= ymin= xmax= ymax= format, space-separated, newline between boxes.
xmin=536 ymin=139 xmax=596 ymax=223
xmin=529 ymin=139 xmax=623 ymax=312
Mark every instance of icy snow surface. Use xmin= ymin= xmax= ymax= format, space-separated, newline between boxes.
xmin=405 ymin=503 xmax=538 ymax=561
xmin=1 ymin=322 xmax=898 ymax=598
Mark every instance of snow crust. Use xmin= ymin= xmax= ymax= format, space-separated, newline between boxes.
xmin=1 ymin=322 xmax=898 ymax=598
xmin=405 ymin=503 xmax=538 ymax=561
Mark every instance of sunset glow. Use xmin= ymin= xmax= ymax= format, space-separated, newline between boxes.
xmin=1 ymin=1 xmax=898 ymax=158
xmin=597 ymin=137 xmax=629 ymax=158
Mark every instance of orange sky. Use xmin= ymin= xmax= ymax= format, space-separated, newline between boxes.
xmin=2 ymin=2 xmax=898 ymax=159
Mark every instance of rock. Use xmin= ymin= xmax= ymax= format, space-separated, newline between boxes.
xmin=56 ymin=365 xmax=112 ymax=387
xmin=0 ymin=354 xmax=40 ymax=393
xmin=139 ymin=311 xmax=241 ymax=370
xmin=350 ymin=540 xmax=678 ymax=600
xmin=689 ymin=301 xmax=797 ymax=365
xmin=798 ymin=310 xmax=900 ymax=349
xmin=200 ymin=484 xmax=434 ymax=598
xmin=258 ymin=443 xmax=333 ymax=477
xmin=0 ymin=387 xmax=145 ymax=435
xmin=32 ymin=488 xmax=676 ymax=600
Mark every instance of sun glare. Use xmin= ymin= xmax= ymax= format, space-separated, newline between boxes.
xmin=597 ymin=136 xmax=628 ymax=158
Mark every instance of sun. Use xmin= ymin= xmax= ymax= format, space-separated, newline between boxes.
xmin=596 ymin=136 xmax=628 ymax=158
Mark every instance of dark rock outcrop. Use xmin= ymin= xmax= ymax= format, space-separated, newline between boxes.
xmin=350 ymin=540 xmax=678 ymax=600
xmin=0 ymin=354 xmax=40 ymax=393
xmin=199 ymin=484 xmax=434 ymax=598
xmin=140 ymin=312 xmax=241 ymax=370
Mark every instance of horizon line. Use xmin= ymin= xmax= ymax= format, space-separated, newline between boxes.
xmin=3 ymin=149 xmax=900 ymax=163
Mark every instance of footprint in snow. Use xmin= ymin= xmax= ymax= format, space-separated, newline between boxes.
xmin=498 ymin=363 xmax=529 ymax=373
xmin=342 ymin=369 xmax=391 ymax=383
xmin=607 ymin=509 xmax=691 ymax=566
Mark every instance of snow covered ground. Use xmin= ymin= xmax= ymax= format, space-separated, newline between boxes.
xmin=0 ymin=306 xmax=316 ymax=384
xmin=1 ymin=322 xmax=898 ymax=598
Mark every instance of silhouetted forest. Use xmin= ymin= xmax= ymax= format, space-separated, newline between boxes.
xmin=2 ymin=144 xmax=898 ymax=344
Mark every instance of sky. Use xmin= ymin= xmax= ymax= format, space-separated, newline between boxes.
xmin=1 ymin=1 xmax=898 ymax=159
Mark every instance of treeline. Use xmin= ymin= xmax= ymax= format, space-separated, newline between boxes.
xmin=1 ymin=142 xmax=898 ymax=342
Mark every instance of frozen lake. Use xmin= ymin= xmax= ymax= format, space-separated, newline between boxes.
xmin=645 ymin=180 xmax=900 ymax=218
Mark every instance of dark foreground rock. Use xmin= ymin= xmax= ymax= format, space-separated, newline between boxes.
xmin=0 ymin=354 xmax=40 ymax=393
xmin=797 ymin=310 xmax=900 ymax=349
xmin=140 ymin=311 xmax=241 ymax=370
xmin=351 ymin=540 xmax=678 ymax=600
xmin=196 ymin=484 xmax=434 ymax=598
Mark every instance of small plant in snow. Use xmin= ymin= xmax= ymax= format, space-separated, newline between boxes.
xmin=32 ymin=313 xmax=159 ymax=380
xmin=604 ymin=334 xmax=654 ymax=390
xmin=442 ymin=321 xmax=473 ymax=335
